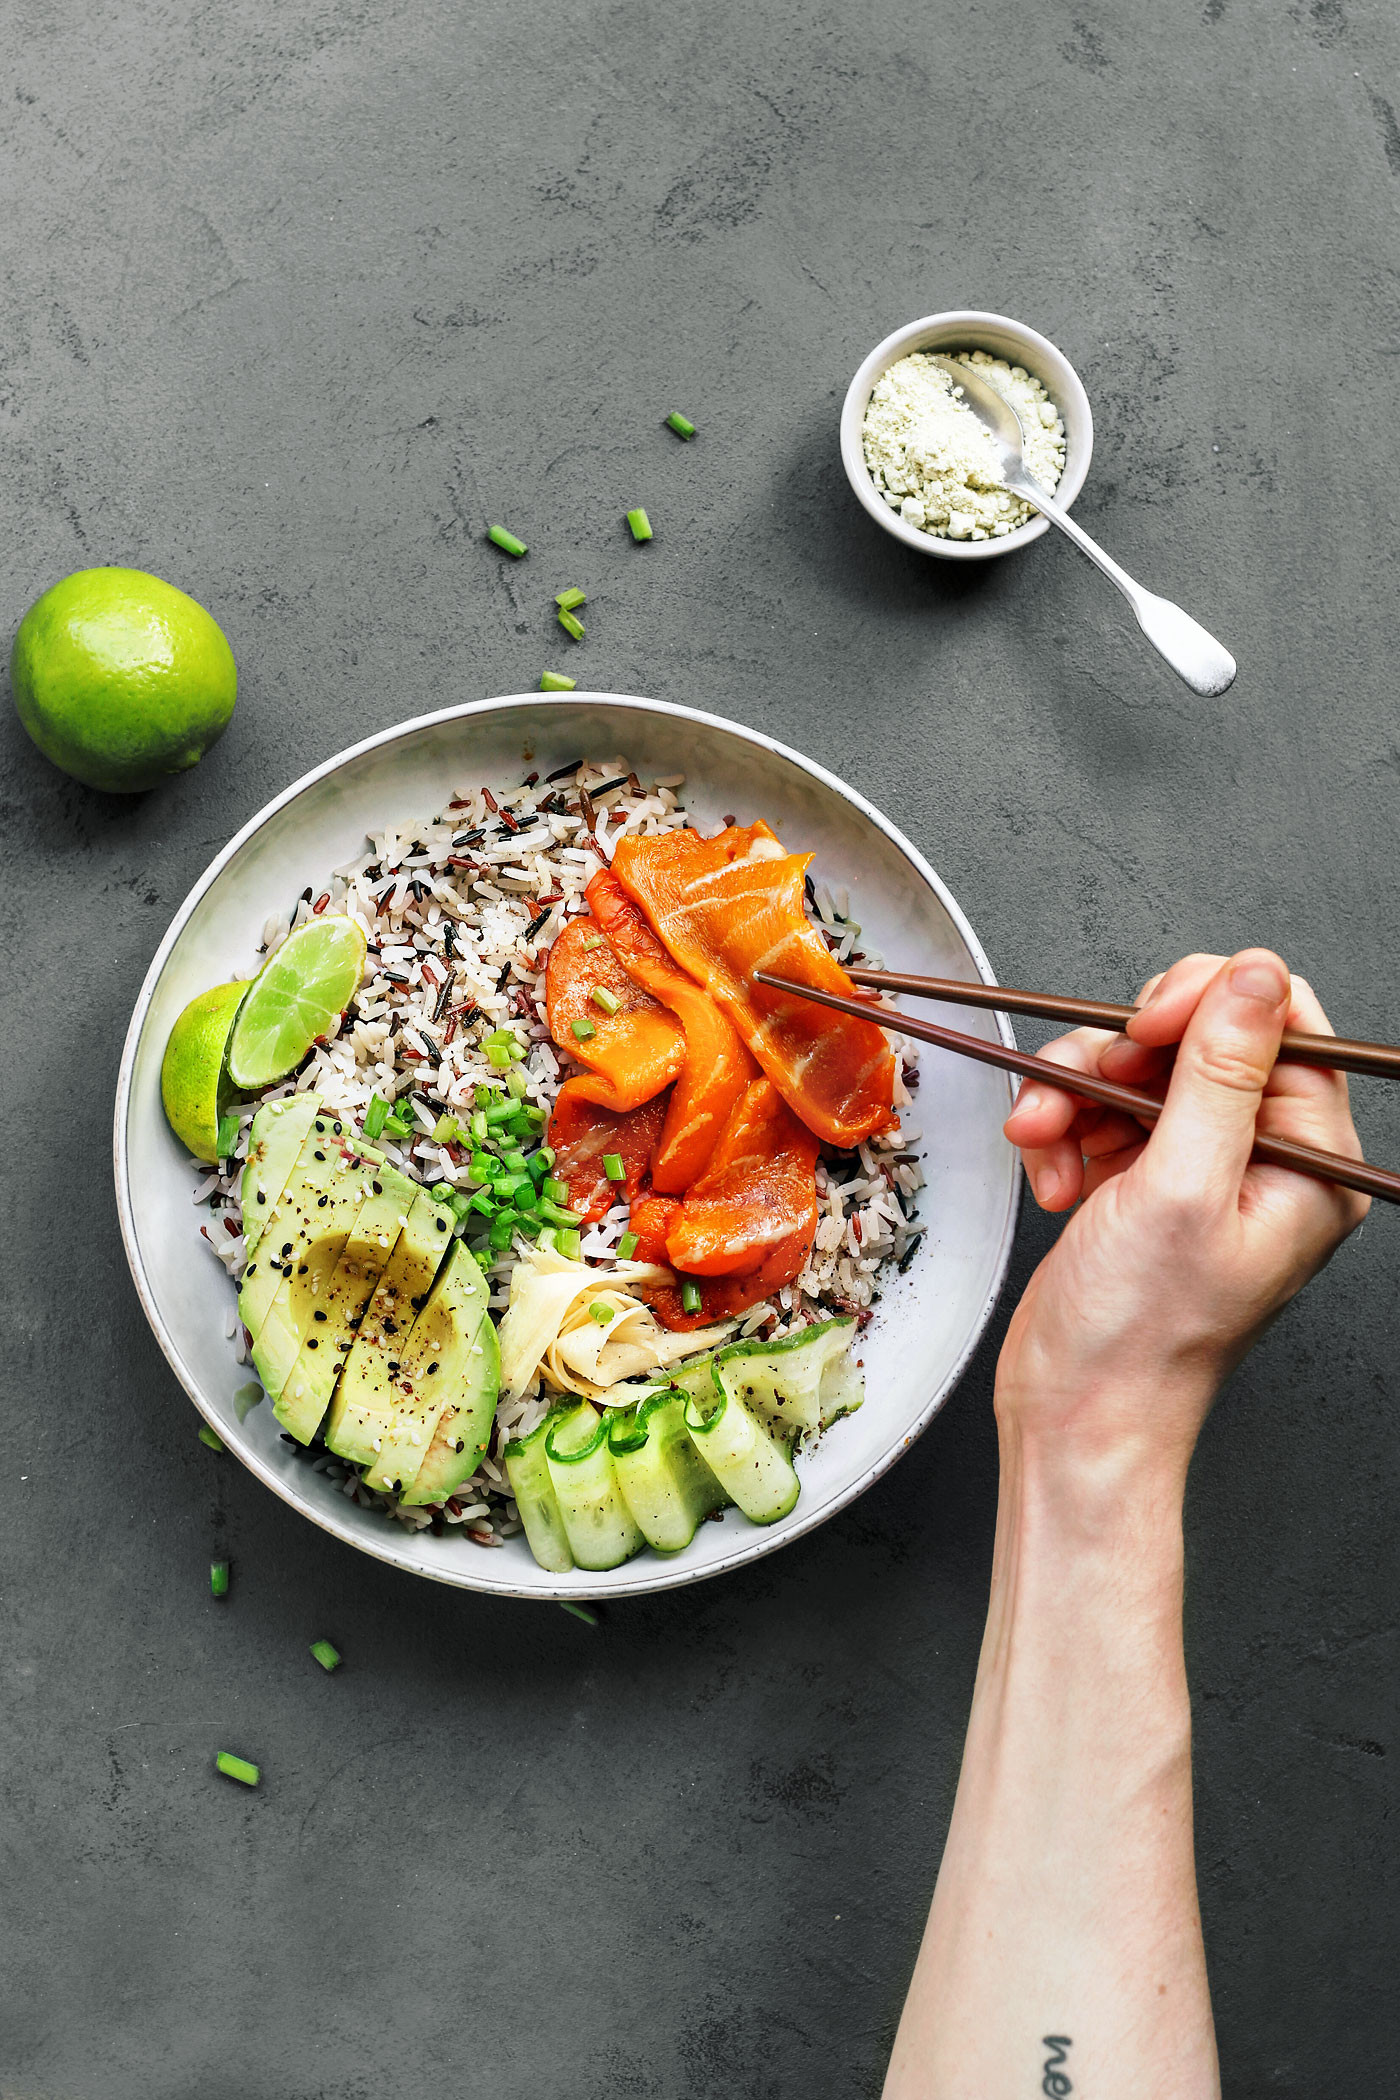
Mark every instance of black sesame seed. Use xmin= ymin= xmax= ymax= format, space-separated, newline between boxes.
xmin=256 ymin=1191 xmax=267 ymax=1205
xmin=313 ymin=1309 xmax=328 ymax=1322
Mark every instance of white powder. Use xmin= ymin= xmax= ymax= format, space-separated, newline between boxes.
xmin=862 ymin=349 xmax=1067 ymax=541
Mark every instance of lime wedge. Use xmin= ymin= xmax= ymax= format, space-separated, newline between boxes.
xmin=227 ymin=915 xmax=366 ymax=1091
xmin=161 ymin=979 xmax=252 ymax=1162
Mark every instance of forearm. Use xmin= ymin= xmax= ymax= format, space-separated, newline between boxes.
xmin=885 ymin=1400 xmax=1219 ymax=2100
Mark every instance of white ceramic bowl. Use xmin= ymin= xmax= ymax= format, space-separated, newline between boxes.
xmin=114 ymin=695 xmax=1020 ymax=1599
xmin=840 ymin=309 xmax=1094 ymax=562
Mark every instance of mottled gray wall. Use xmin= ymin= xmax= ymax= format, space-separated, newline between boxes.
xmin=2 ymin=1 xmax=1397 ymax=2094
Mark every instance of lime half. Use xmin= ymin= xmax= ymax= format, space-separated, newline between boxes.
xmin=161 ymin=979 xmax=251 ymax=1162
xmin=227 ymin=915 xmax=367 ymax=1090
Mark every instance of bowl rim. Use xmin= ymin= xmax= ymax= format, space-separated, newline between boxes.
xmin=839 ymin=307 xmax=1094 ymax=562
xmin=113 ymin=692 xmax=1021 ymax=1599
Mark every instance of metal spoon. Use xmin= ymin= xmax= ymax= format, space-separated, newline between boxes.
xmin=933 ymin=355 xmax=1237 ymax=698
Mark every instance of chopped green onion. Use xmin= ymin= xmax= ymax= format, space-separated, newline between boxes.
xmin=216 ymin=1112 xmax=240 ymax=1160
xmin=382 ymin=1113 xmax=412 ymax=1139
xmin=449 ymin=1191 xmax=474 ymax=1222
xmin=602 ymin=1153 xmax=625 ymax=1182
xmin=431 ymin=1180 xmax=455 ymax=1204
xmin=557 ymin=607 xmax=585 ymax=641
xmin=617 ymin=1231 xmax=639 ymax=1260
xmin=485 ymin=1042 xmax=513 ymax=1069
xmin=626 ymin=507 xmax=653 ymax=542
xmin=518 ymin=1103 xmax=547 ymax=1128
xmin=581 ymin=933 xmax=605 ymax=951
xmin=465 ymin=1189 xmax=497 ymax=1218
xmin=514 ymin=1208 xmax=543 ymax=1236
xmin=499 ymin=1147 xmax=528 ymax=1175
xmin=489 ymin=1211 xmax=519 ymax=1251
xmin=488 ymin=524 xmax=527 ymax=557
xmin=473 ymin=1247 xmax=493 ymax=1270
xmin=536 ymin=1224 xmax=558 ymax=1253
xmin=590 ymin=985 xmax=620 ymax=1016
xmin=665 ymin=411 xmax=697 ymax=439
xmin=470 ymin=1109 xmax=488 ymax=1144
xmin=474 ymin=1084 xmax=494 ymax=1110
xmin=233 ymin=1382 xmax=263 ymax=1422
xmin=216 ymin=1751 xmax=260 ymax=1787
xmin=198 ymin=1424 xmax=225 ymax=1453
xmin=507 ymin=1067 xmax=528 ymax=1100
xmin=680 ymin=1280 xmax=702 ymax=1314
xmin=539 ymin=671 xmax=577 ymax=692
xmin=468 ymin=1150 xmax=496 ymax=1183
xmin=538 ymin=1196 xmax=583 ymax=1228
xmin=589 ymin=1300 xmax=614 ymax=1325
xmin=310 ymin=1639 xmax=341 ymax=1672
xmin=362 ymin=1094 xmax=390 ymax=1140
xmin=514 ymin=1181 xmax=540 ymax=1213
xmin=558 ymin=1600 xmax=599 ymax=1625
xmin=534 ymin=1145 xmax=556 ymax=1172
xmin=433 ymin=1114 xmax=461 ymax=1145
xmin=485 ymin=1098 xmax=517 ymax=1125
xmin=571 ymin=1017 xmax=596 ymax=1041
xmin=554 ymin=586 xmax=586 ymax=610
xmin=210 ymin=1559 xmax=229 ymax=1598
xmin=485 ymin=1027 xmax=523 ymax=1061
xmin=557 ymin=1227 xmax=583 ymax=1261
xmin=542 ymin=1175 xmax=569 ymax=1203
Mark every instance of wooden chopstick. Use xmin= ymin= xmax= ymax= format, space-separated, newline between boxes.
xmin=844 ymin=967 xmax=1400 ymax=1081
xmin=751 ymin=969 xmax=1400 ymax=1206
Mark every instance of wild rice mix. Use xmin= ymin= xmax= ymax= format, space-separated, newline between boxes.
xmin=194 ymin=760 xmax=924 ymax=1546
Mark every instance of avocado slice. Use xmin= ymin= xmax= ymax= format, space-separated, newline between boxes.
xmin=278 ymin=1161 xmax=420 ymax=1439
xmin=363 ymin=1242 xmax=493 ymax=1498
xmin=398 ymin=1270 xmax=500 ymax=1505
xmin=251 ymin=1159 xmax=381 ymax=1433
xmin=238 ymin=1113 xmax=355 ymax=1339
xmin=323 ymin=1189 xmax=456 ymax=1466
xmin=240 ymin=1094 xmax=322 ymax=1258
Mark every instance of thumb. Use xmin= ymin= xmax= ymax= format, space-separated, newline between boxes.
xmin=1143 ymin=949 xmax=1290 ymax=1205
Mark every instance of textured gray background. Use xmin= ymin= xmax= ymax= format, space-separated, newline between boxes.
xmin=3 ymin=1 xmax=1398 ymax=2093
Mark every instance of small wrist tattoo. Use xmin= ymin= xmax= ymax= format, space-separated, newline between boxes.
xmin=1041 ymin=2035 xmax=1073 ymax=2097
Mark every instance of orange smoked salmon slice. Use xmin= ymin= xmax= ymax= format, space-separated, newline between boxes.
xmin=547 ymin=1085 xmax=671 ymax=1225
xmin=612 ymin=826 xmax=895 ymax=1147
xmin=663 ymin=1076 xmax=819 ymax=1276
xmin=545 ymin=913 xmax=685 ymax=1112
xmin=585 ymin=869 xmax=758 ymax=1193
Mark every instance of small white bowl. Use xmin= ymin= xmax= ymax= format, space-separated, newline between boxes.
xmin=840 ymin=309 xmax=1094 ymax=562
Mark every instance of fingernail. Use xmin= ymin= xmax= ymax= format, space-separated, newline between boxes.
xmin=1034 ymin=1166 xmax=1060 ymax=1205
xmin=1008 ymin=1086 xmax=1044 ymax=1121
xmin=1230 ymin=956 xmax=1288 ymax=1006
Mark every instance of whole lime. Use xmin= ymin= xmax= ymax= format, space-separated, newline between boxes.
xmin=11 ymin=566 xmax=237 ymax=793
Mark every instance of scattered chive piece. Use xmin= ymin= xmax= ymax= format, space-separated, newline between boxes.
xmin=485 ymin=1042 xmax=513 ymax=1069
xmin=431 ymin=1180 xmax=454 ymax=1202
xmin=557 ymin=607 xmax=585 ymax=642
xmin=216 ymin=1112 xmax=240 ymax=1160
xmin=571 ymin=1017 xmax=596 ymax=1041
xmin=581 ymin=933 xmax=605 ymax=951
xmin=589 ymin=1301 xmax=614 ymax=1325
xmin=559 ymin=1601 xmax=599 ymax=1625
xmin=626 ymin=507 xmax=653 ymax=542
xmin=216 ymin=1751 xmax=260 ymax=1787
xmin=487 ymin=524 xmax=527 ymax=557
xmin=210 ymin=1560 xmax=230 ymax=1598
xmin=361 ymin=1091 xmax=389 ymax=1137
xmin=198 ymin=1424 xmax=225 ymax=1453
xmin=602 ymin=1153 xmax=626 ymax=1182
xmin=557 ymin=1227 xmax=583 ymax=1260
xmin=542 ymin=1175 xmax=569 ymax=1203
xmin=507 ymin=1068 xmax=528 ymax=1100
xmin=520 ymin=1103 xmax=548 ymax=1127
xmin=665 ymin=411 xmax=696 ymax=439
xmin=539 ymin=671 xmax=577 ymax=692
xmin=538 ymin=1197 xmax=583 ymax=1228
xmin=590 ymin=985 xmax=620 ymax=1015
xmin=535 ymin=1145 xmax=556 ymax=1171
xmin=450 ymin=1191 xmax=474 ymax=1223
xmin=485 ymin=1097 xmax=517 ymax=1124
xmin=680 ymin=1280 xmax=703 ymax=1314
xmin=233 ymin=1383 xmax=263 ymax=1422
xmin=554 ymin=586 xmax=586 ymax=611
xmin=489 ymin=1211 xmax=520 ymax=1250
xmin=470 ymin=1110 xmax=489 ymax=1144
xmin=536 ymin=1224 xmax=558 ymax=1252
xmin=617 ymin=1231 xmax=639 ymax=1260
xmin=310 ymin=1639 xmax=342 ymax=1672
xmin=474 ymin=1084 xmax=494 ymax=1110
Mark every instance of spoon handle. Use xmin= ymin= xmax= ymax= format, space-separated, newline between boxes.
xmin=1006 ymin=475 xmax=1237 ymax=698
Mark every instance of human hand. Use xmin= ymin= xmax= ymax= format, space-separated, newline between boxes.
xmin=995 ymin=950 xmax=1368 ymax=1477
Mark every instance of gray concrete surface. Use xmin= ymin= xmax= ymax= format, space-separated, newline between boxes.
xmin=3 ymin=0 xmax=1398 ymax=2092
